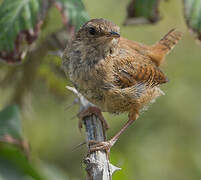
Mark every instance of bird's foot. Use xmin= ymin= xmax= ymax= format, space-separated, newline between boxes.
xmin=88 ymin=139 xmax=116 ymax=155
xmin=77 ymin=106 xmax=109 ymax=131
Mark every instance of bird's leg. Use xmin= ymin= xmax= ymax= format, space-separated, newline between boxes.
xmin=89 ymin=109 xmax=139 ymax=155
xmin=77 ymin=106 xmax=109 ymax=131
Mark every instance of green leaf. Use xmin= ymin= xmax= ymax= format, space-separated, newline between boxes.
xmin=183 ymin=0 xmax=201 ymax=41
xmin=124 ymin=0 xmax=160 ymax=25
xmin=0 ymin=143 xmax=44 ymax=180
xmin=0 ymin=105 xmax=44 ymax=179
xmin=0 ymin=0 xmax=41 ymax=63
xmin=54 ymin=0 xmax=89 ymax=31
xmin=0 ymin=105 xmax=23 ymax=140
xmin=39 ymin=162 xmax=69 ymax=180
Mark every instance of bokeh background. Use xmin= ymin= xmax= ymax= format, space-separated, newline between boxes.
xmin=0 ymin=0 xmax=201 ymax=179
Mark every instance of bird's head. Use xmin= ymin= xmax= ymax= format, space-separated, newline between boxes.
xmin=75 ymin=18 xmax=120 ymax=49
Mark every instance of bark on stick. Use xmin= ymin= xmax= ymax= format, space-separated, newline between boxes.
xmin=66 ymin=86 xmax=120 ymax=180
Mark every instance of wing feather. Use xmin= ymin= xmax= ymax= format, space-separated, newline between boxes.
xmin=112 ymin=54 xmax=168 ymax=89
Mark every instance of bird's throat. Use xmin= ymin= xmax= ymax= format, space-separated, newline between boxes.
xmin=95 ymin=39 xmax=119 ymax=58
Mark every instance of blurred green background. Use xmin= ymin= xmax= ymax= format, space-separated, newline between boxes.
xmin=1 ymin=0 xmax=201 ymax=179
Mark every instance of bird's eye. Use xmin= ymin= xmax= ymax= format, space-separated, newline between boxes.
xmin=89 ymin=27 xmax=96 ymax=35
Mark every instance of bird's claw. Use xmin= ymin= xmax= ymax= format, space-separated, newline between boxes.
xmin=88 ymin=140 xmax=115 ymax=154
xmin=77 ymin=106 xmax=109 ymax=131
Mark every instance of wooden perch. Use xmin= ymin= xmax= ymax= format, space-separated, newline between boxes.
xmin=66 ymin=86 xmax=121 ymax=180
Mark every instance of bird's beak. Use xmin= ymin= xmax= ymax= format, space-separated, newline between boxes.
xmin=107 ymin=31 xmax=120 ymax=38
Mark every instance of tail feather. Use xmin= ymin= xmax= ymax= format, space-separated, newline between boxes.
xmin=148 ymin=29 xmax=182 ymax=66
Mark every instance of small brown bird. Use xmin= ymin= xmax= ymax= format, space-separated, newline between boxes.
xmin=62 ymin=18 xmax=182 ymax=152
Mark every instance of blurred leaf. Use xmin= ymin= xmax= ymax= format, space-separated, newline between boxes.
xmin=0 ymin=105 xmax=23 ymax=140
xmin=54 ymin=0 xmax=89 ymax=31
xmin=0 ymin=143 xmax=44 ymax=180
xmin=0 ymin=105 xmax=43 ymax=179
xmin=0 ymin=0 xmax=41 ymax=63
xmin=39 ymin=162 xmax=69 ymax=180
xmin=124 ymin=0 xmax=160 ymax=25
xmin=183 ymin=0 xmax=201 ymax=41
xmin=0 ymin=105 xmax=30 ymax=156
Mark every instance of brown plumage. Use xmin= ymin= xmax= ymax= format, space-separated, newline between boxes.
xmin=62 ymin=18 xmax=182 ymax=152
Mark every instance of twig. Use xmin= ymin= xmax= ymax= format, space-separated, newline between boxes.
xmin=66 ymin=86 xmax=121 ymax=180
